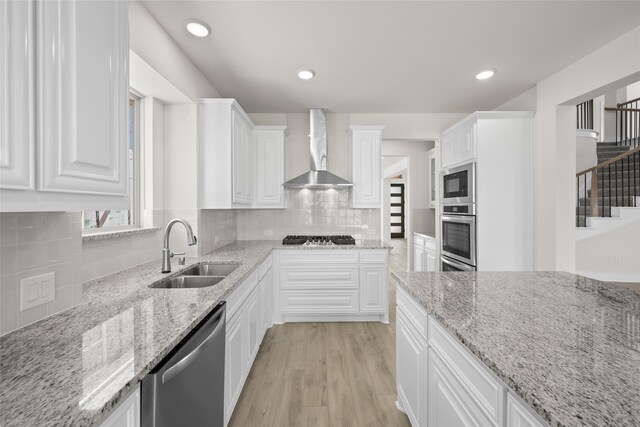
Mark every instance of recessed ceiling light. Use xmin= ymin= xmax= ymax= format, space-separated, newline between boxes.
xmin=475 ymin=69 xmax=496 ymax=80
xmin=185 ymin=19 xmax=211 ymax=38
xmin=297 ymin=69 xmax=316 ymax=80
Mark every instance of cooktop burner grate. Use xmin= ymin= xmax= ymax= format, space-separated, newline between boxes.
xmin=282 ymin=235 xmax=356 ymax=246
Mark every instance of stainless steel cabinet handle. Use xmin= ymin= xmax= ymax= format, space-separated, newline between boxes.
xmin=162 ymin=310 xmax=225 ymax=384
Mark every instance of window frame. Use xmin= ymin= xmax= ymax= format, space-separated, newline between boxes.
xmin=81 ymin=90 xmax=143 ymax=234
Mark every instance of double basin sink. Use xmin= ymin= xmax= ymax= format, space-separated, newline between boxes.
xmin=150 ymin=263 xmax=239 ymax=289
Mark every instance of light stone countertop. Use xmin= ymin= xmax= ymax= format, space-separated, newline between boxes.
xmin=392 ymin=271 xmax=640 ymax=427
xmin=0 ymin=239 xmax=391 ymax=426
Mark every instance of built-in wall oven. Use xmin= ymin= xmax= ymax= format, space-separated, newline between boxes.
xmin=442 ymin=162 xmax=475 ymax=205
xmin=441 ymin=206 xmax=476 ymax=269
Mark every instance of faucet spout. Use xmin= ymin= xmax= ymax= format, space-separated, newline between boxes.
xmin=162 ymin=219 xmax=197 ymax=273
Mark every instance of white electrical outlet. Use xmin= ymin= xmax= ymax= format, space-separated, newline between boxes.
xmin=20 ymin=272 xmax=55 ymax=311
xmin=264 ymin=229 xmax=273 ymax=236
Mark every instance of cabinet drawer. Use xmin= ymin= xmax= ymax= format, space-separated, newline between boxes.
xmin=225 ymin=270 xmax=258 ymax=317
xmin=396 ymin=285 xmax=427 ymax=339
xmin=280 ymin=266 xmax=358 ymax=289
xmin=359 ymin=250 xmax=387 ymax=264
xmin=413 ymin=235 xmax=426 ymax=248
xmin=258 ymin=255 xmax=272 ymax=279
xmin=280 ymin=290 xmax=358 ymax=314
xmin=428 ymin=316 xmax=503 ymax=425
xmin=279 ymin=251 xmax=358 ymax=264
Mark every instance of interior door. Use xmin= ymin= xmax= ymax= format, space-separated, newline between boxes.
xmin=390 ymin=183 xmax=405 ymax=238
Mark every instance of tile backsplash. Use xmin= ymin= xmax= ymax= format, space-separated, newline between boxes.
xmin=0 ymin=212 xmax=164 ymax=336
xmin=237 ymin=189 xmax=380 ymax=240
xmin=1 ymin=212 xmax=83 ymax=335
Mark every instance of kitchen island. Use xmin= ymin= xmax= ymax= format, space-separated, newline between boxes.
xmin=393 ymin=271 xmax=640 ymax=427
xmin=0 ymin=239 xmax=391 ymax=426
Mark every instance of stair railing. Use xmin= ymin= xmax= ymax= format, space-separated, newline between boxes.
xmin=576 ymin=146 xmax=640 ymax=227
xmin=605 ymin=96 xmax=640 ymax=149
xmin=576 ymin=99 xmax=594 ymax=130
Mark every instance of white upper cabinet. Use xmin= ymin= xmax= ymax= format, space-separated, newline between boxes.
xmin=1 ymin=0 xmax=130 ymax=212
xmin=427 ymin=149 xmax=437 ymax=208
xmin=0 ymin=0 xmax=35 ymax=192
xmin=232 ymin=110 xmax=253 ymax=204
xmin=441 ymin=117 xmax=477 ymax=169
xmin=254 ymin=126 xmax=286 ymax=208
xmin=351 ymin=126 xmax=384 ymax=208
xmin=199 ymin=99 xmax=255 ymax=209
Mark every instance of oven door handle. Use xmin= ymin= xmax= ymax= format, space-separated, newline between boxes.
xmin=441 ymin=214 xmax=474 ymax=223
xmin=441 ymin=256 xmax=475 ymax=271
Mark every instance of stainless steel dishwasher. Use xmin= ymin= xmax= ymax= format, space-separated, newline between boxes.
xmin=142 ymin=302 xmax=225 ymax=427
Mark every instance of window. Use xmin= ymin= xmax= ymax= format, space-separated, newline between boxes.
xmin=82 ymin=93 xmax=141 ymax=232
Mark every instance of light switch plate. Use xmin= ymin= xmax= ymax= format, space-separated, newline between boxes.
xmin=20 ymin=272 xmax=55 ymax=311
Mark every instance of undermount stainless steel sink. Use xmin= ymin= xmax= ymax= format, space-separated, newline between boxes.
xmin=179 ymin=263 xmax=239 ymax=277
xmin=150 ymin=275 xmax=225 ymax=289
xmin=149 ymin=263 xmax=239 ymax=289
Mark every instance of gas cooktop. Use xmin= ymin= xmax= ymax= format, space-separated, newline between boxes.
xmin=282 ymin=235 xmax=356 ymax=246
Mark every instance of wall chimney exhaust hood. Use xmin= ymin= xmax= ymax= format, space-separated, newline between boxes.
xmin=283 ymin=109 xmax=353 ymax=189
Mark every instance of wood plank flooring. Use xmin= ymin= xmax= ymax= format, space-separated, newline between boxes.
xmin=228 ymin=239 xmax=410 ymax=427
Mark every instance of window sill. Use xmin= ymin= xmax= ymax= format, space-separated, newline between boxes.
xmin=82 ymin=226 xmax=161 ymax=242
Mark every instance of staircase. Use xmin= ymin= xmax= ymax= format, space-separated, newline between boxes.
xmin=576 ymin=97 xmax=640 ymax=228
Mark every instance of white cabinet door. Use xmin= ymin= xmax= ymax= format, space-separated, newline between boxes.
xmin=0 ymin=0 xmax=35 ymax=191
xmin=225 ymin=309 xmax=246 ymax=423
xmin=254 ymin=127 xmax=285 ymax=207
xmin=261 ymin=268 xmax=274 ymax=333
xmin=396 ymin=308 xmax=426 ymax=427
xmin=359 ymin=265 xmax=387 ymax=314
xmin=427 ymin=149 xmax=436 ymax=208
xmin=245 ymin=287 xmax=261 ymax=369
xmin=414 ymin=243 xmax=425 ymax=272
xmin=38 ymin=0 xmax=129 ymax=197
xmin=428 ymin=348 xmax=486 ymax=427
xmin=232 ymin=110 xmax=252 ymax=204
xmin=99 ymin=386 xmax=140 ymax=427
xmin=425 ymin=249 xmax=436 ymax=272
xmin=457 ymin=120 xmax=477 ymax=164
xmin=440 ymin=133 xmax=456 ymax=168
xmin=506 ymin=393 xmax=546 ymax=427
xmin=351 ymin=126 xmax=384 ymax=208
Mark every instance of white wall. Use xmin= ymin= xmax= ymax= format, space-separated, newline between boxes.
xmin=494 ymin=87 xmax=537 ymax=111
xmin=129 ymin=1 xmax=220 ymax=101
xmin=576 ymin=218 xmax=640 ymax=282
xmin=530 ymin=25 xmax=640 ymax=272
xmin=350 ymin=113 xmax=465 ymax=140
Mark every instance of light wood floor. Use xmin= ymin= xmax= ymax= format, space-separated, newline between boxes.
xmin=228 ymin=239 xmax=410 ymax=427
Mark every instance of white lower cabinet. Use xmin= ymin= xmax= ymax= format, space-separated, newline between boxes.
xmin=276 ymin=250 xmax=388 ymax=323
xmin=224 ymin=255 xmax=274 ymax=426
xmin=428 ymin=348 xmax=483 ymax=427
xmin=99 ymin=386 xmax=140 ymax=427
xmin=225 ymin=307 xmax=246 ymax=424
xmin=396 ymin=307 xmax=427 ymax=427
xmin=396 ymin=286 xmax=548 ymax=427
xmin=245 ymin=287 xmax=261 ymax=370
xmin=413 ymin=233 xmax=437 ymax=272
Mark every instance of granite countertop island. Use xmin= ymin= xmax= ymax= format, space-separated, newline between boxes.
xmin=392 ymin=271 xmax=640 ymax=427
xmin=0 ymin=239 xmax=391 ymax=426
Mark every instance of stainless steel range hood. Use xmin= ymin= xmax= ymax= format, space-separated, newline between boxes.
xmin=283 ymin=109 xmax=353 ymax=189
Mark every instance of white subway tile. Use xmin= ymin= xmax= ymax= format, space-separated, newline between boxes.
xmin=0 ymin=299 xmax=17 ymax=336
xmin=47 ymin=213 xmax=72 ymax=240
xmin=17 ymin=213 xmax=47 ymax=242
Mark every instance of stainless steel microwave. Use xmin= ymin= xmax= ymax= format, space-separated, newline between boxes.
xmin=442 ymin=162 xmax=476 ymax=205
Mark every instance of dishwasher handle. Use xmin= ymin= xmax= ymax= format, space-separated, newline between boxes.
xmin=162 ymin=307 xmax=225 ymax=384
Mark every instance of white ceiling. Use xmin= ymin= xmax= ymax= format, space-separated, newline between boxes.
xmin=141 ymin=1 xmax=640 ymax=113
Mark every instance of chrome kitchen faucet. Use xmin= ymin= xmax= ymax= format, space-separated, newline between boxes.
xmin=162 ymin=219 xmax=197 ymax=273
